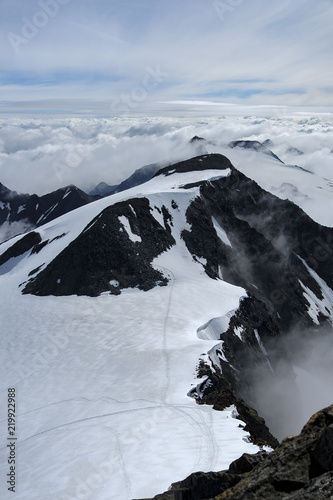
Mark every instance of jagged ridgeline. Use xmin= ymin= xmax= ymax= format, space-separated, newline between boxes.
xmin=1 ymin=153 xmax=333 ymax=497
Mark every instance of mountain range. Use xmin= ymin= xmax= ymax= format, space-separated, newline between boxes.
xmin=0 ymin=142 xmax=333 ymax=499
xmin=0 ymin=139 xmax=303 ymax=243
xmin=0 ymin=161 xmax=168 ymax=243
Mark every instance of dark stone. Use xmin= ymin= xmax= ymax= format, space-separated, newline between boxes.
xmin=154 ymin=154 xmax=232 ymax=177
xmin=311 ymin=424 xmax=333 ymax=474
xmin=228 ymin=451 xmax=268 ymax=475
xmin=0 ymin=182 xmax=96 ymax=239
xmin=228 ymin=140 xmax=283 ymax=163
xmin=190 ymin=136 xmax=206 ymax=143
xmin=0 ymin=231 xmax=41 ymax=266
xmin=22 ymin=197 xmax=175 ymax=296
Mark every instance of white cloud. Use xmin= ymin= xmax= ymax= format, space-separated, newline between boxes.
xmin=0 ymin=113 xmax=332 ymax=197
xmin=0 ymin=0 xmax=332 ymax=106
xmin=0 ymin=219 xmax=34 ymax=243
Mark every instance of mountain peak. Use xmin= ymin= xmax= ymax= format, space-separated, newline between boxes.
xmin=190 ymin=135 xmax=206 ymax=143
xmin=228 ymin=139 xmax=284 ymax=163
xmin=0 ymin=182 xmax=16 ymax=198
xmin=154 ymin=153 xmax=233 ymax=177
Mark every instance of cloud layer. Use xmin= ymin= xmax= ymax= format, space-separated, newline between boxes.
xmin=0 ymin=113 xmax=332 ymax=197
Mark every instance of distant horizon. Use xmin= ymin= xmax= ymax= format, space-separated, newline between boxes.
xmin=0 ymin=112 xmax=332 ymax=199
xmin=1 ymin=1 xmax=332 ymax=109
xmin=1 ymin=99 xmax=333 ymax=119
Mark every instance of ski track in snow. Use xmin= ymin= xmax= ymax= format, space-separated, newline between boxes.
xmin=1 ymin=152 xmax=332 ymax=498
xmin=0 ymin=167 xmax=261 ymax=500
xmin=2 ymin=151 xmax=331 ymax=499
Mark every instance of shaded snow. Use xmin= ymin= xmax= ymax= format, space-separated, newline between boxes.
xmin=197 ymin=310 xmax=236 ymax=341
xmin=212 ymin=217 xmax=232 ymax=247
xmin=234 ymin=326 xmax=244 ymax=341
xmin=297 ymin=256 xmax=333 ymax=325
xmin=17 ymin=204 xmax=26 ymax=214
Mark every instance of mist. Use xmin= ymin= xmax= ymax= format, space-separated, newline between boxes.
xmin=250 ymin=324 xmax=333 ymax=441
xmin=0 ymin=219 xmax=34 ymax=244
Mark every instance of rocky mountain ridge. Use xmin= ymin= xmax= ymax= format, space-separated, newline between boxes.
xmin=3 ymin=153 xmax=331 ymax=441
xmin=1 ymin=151 xmax=333 ymax=499
xmin=0 ymin=181 xmax=96 ymax=241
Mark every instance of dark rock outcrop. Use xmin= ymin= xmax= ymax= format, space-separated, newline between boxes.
xmin=0 ymin=182 xmax=96 ymax=240
xmin=0 ymin=231 xmax=41 ymax=267
xmin=22 ymin=197 xmax=175 ymax=296
xmin=138 ymin=405 xmax=333 ymax=500
xmin=228 ymin=140 xmax=283 ymax=163
xmin=6 ymin=153 xmax=333 ymax=458
xmin=89 ymin=162 xmax=165 ymax=197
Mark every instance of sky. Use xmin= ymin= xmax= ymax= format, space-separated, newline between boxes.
xmin=0 ymin=1 xmax=332 ymax=200
xmin=0 ymin=0 xmax=333 ymax=112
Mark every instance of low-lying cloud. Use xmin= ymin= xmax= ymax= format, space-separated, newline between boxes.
xmin=0 ymin=114 xmax=332 ymax=198
xmin=0 ymin=219 xmax=34 ymax=244
xmin=250 ymin=324 xmax=333 ymax=441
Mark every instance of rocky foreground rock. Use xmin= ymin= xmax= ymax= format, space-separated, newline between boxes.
xmin=138 ymin=405 xmax=333 ymax=499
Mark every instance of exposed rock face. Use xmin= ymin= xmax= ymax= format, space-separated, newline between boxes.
xmin=186 ymin=167 xmax=333 ymax=328
xmin=0 ymin=182 xmax=96 ymax=237
xmin=22 ymin=197 xmax=175 ymax=296
xmin=138 ymin=405 xmax=333 ymax=500
xmin=4 ymin=153 xmax=333 ymax=473
xmin=228 ymin=140 xmax=283 ymax=163
xmin=18 ymin=154 xmax=333 ymax=313
xmin=12 ymin=154 xmax=333 ymax=441
xmin=182 ymin=164 xmax=333 ymax=440
xmin=89 ymin=162 xmax=165 ymax=197
xmin=0 ymin=231 xmax=41 ymax=267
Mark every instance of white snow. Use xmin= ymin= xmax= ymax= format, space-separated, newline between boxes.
xmin=150 ymin=204 xmax=166 ymax=229
xmin=197 ymin=310 xmax=237 ymax=341
xmin=118 ymin=215 xmax=142 ymax=243
xmin=208 ymin=342 xmax=228 ymax=373
xmin=62 ymin=188 xmax=72 ymax=200
xmin=254 ymin=329 xmax=273 ymax=373
xmin=297 ymin=255 xmax=333 ymax=325
xmin=0 ymin=166 xmax=260 ymax=500
xmin=212 ymin=217 xmax=232 ymax=247
xmin=0 ymin=201 xmax=9 ymax=211
xmin=234 ymin=326 xmax=244 ymax=341
xmin=254 ymin=329 xmax=268 ymax=356
xmin=206 ymin=146 xmax=333 ymax=228
xmin=36 ymin=203 xmax=59 ymax=224
xmin=109 ymin=280 xmax=120 ymax=287
xmin=17 ymin=204 xmax=26 ymax=214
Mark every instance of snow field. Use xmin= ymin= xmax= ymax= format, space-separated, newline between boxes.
xmin=0 ymin=165 xmax=260 ymax=500
xmin=1 ymin=149 xmax=332 ymax=498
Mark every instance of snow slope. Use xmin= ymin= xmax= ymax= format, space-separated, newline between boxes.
xmin=0 ymin=150 xmax=332 ymax=500
xmin=0 ymin=164 xmax=262 ymax=500
xmin=208 ymin=145 xmax=333 ymax=227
